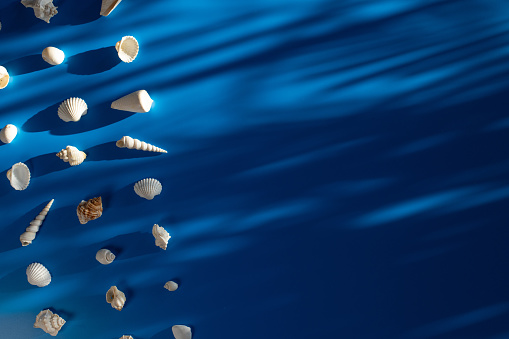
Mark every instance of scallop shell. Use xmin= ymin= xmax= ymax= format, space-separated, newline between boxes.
xmin=42 ymin=47 xmax=65 ymax=65
xmin=0 ymin=66 xmax=9 ymax=89
xmin=77 ymin=197 xmax=103 ymax=224
xmin=26 ymin=262 xmax=51 ymax=287
xmin=58 ymin=97 xmax=88 ymax=122
xmin=134 ymin=178 xmax=162 ymax=200
xmin=111 ymin=90 xmax=153 ymax=113
xmin=172 ymin=325 xmax=192 ymax=339
xmin=101 ymin=0 xmax=122 ymax=16
xmin=0 ymin=124 xmax=17 ymax=143
xmin=34 ymin=309 xmax=65 ymax=336
xmin=115 ymin=36 xmax=139 ymax=63
xmin=56 ymin=146 xmax=87 ymax=166
xmin=21 ymin=0 xmax=58 ymax=23
xmin=96 ymin=249 xmax=116 ymax=265
xmin=20 ymin=199 xmax=54 ymax=246
xmin=116 ymin=136 xmax=167 ymax=153
xmin=6 ymin=162 xmax=30 ymax=191
xmin=106 ymin=286 xmax=126 ymax=311
xmin=164 ymin=281 xmax=179 ymax=291
xmin=152 ymin=224 xmax=170 ymax=250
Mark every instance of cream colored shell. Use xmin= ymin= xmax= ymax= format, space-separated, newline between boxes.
xmin=106 ymin=286 xmax=126 ymax=311
xmin=96 ymin=249 xmax=116 ymax=265
xmin=134 ymin=178 xmax=162 ymax=200
xmin=21 ymin=0 xmax=58 ymax=23
xmin=58 ymin=97 xmax=88 ymax=122
xmin=101 ymin=0 xmax=122 ymax=16
xmin=20 ymin=199 xmax=54 ymax=246
xmin=42 ymin=46 xmax=65 ymax=65
xmin=111 ymin=90 xmax=153 ymax=113
xmin=0 ymin=66 xmax=9 ymax=89
xmin=26 ymin=262 xmax=51 ymax=287
xmin=115 ymin=36 xmax=139 ymax=63
xmin=56 ymin=146 xmax=87 ymax=166
xmin=153 ymin=224 xmax=170 ymax=250
xmin=34 ymin=309 xmax=65 ymax=336
xmin=116 ymin=136 xmax=167 ymax=153
xmin=0 ymin=124 xmax=17 ymax=143
xmin=7 ymin=162 xmax=30 ymax=191
xmin=119 ymin=336 xmax=133 ymax=339
xmin=164 ymin=281 xmax=179 ymax=291
xmin=172 ymin=325 xmax=192 ymax=339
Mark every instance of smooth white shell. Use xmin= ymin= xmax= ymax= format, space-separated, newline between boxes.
xmin=20 ymin=199 xmax=54 ymax=246
xmin=26 ymin=263 xmax=51 ymax=287
xmin=172 ymin=325 xmax=192 ymax=339
xmin=115 ymin=36 xmax=139 ymax=63
xmin=96 ymin=249 xmax=116 ymax=265
xmin=34 ymin=309 xmax=65 ymax=336
xmin=42 ymin=47 xmax=65 ymax=65
xmin=21 ymin=0 xmax=58 ymax=23
xmin=153 ymin=224 xmax=170 ymax=250
xmin=111 ymin=90 xmax=153 ymax=113
xmin=134 ymin=178 xmax=162 ymax=200
xmin=101 ymin=0 xmax=122 ymax=16
xmin=116 ymin=136 xmax=167 ymax=153
xmin=56 ymin=146 xmax=87 ymax=166
xmin=106 ymin=286 xmax=126 ymax=311
xmin=58 ymin=97 xmax=88 ymax=122
xmin=6 ymin=162 xmax=30 ymax=191
xmin=164 ymin=281 xmax=179 ymax=291
xmin=0 ymin=66 xmax=9 ymax=89
xmin=0 ymin=124 xmax=17 ymax=143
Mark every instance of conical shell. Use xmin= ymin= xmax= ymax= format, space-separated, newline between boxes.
xmin=6 ymin=162 xmax=30 ymax=191
xmin=42 ymin=46 xmax=65 ymax=65
xmin=26 ymin=262 xmax=51 ymax=287
xmin=115 ymin=36 xmax=139 ymax=63
xmin=172 ymin=325 xmax=192 ymax=339
xmin=101 ymin=0 xmax=122 ymax=16
xmin=0 ymin=124 xmax=17 ymax=143
xmin=96 ymin=249 xmax=116 ymax=265
xmin=77 ymin=197 xmax=103 ymax=224
xmin=20 ymin=199 xmax=54 ymax=246
xmin=34 ymin=309 xmax=66 ymax=336
xmin=58 ymin=97 xmax=88 ymax=122
xmin=21 ymin=0 xmax=58 ymax=23
xmin=116 ymin=136 xmax=167 ymax=153
xmin=106 ymin=286 xmax=126 ymax=311
xmin=111 ymin=90 xmax=153 ymax=113
xmin=152 ymin=224 xmax=170 ymax=250
xmin=134 ymin=178 xmax=162 ymax=200
xmin=0 ymin=66 xmax=9 ymax=89
xmin=56 ymin=146 xmax=87 ymax=166
xmin=164 ymin=281 xmax=179 ymax=291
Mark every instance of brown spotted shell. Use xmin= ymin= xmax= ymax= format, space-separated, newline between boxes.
xmin=76 ymin=197 xmax=103 ymax=224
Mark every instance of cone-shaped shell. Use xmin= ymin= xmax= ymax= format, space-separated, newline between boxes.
xmin=164 ymin=281 xmax=179 ymax=291
xmin=106 ymin=286 xmax=126 ymax=311
xmin=20 ymin=199 xmax=54 ymax=246
xmin=21 ymin=0 xmax=58 ymax=23
xmin=111 ymin=90 xmax=153 ymax=113
xmin=153 ymin=224 xmax=170 ymax=250
xmin=77 ymin=197 xmax=103 ymax=224
xmin=0 ymin=66 xmax=9 ymax=89
xmin=34 ymin=309 xmax=66 ymax=336
xmin=42 ymin=46 xmax=65 ymax=65
xmin=115 ymin=36 xmax=139 ymax=63
xmin=58 ymin=97 xmax=88 ymax=122
xmin=101 ymin=0 xmax=122 ymax=16
xmin=7 ymin=162 xmax=30 ymax=190
xmin=0 ymin=124 xmax=17 ymax=143
xmin=27 ymin=263 xmax=51 ymax=287
xmin=116 ymin=136 xmax=167 ymax=153
xmin=134 ymin=178 xmax=162 ymax=200
xmin=56 ymin=146 xmax=87 ymax=166
xmin=172 ymin=325 xmax=192 ymax=339
xmin=96 ymin=249 xmax=116 ymax=265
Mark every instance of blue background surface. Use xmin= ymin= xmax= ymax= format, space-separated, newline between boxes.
xmin=1 ymin=0 xmax=509 ymax=338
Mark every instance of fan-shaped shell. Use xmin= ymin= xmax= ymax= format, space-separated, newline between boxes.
xmin=77 ymin=197 xmax=103 ymax=224
xmin=153 ymin=224 xmax=171 ymax=250
xmin=96 ymin=249 xmax=116 ymax=265
xmin=134 ymin=178 xmax=162 ymax=200
xmin=106 ymin=286 xmax=126 ymax=311
xmin=58 ymin=97 xmax=88 ymax=122
xmin=172 ymin=325 xmax=192 ymax=339
xmin=56 ymin=146 xmax=87 ymax=166
xmin=34 ymin=309 xmax=66 ymax=336
xmin=0 ymin=66 xmax=9 ymax=89
xmin=0 ymin=124 xmax=17 ymax=143
xmin=101 ymin=0 xmax=122 ymax=16
xmin=6 ymin=162 xmax=30 ymax=191
xmin=26 ymin=262 xmax=51 ymax=287
xmin=164 ymin=281 xmax=179 ymax=291
xmin=42 ymin=46 xmax=65 ymax=65
xmin=111 ymin=90 xmax=153 ymax=113
xmin=115 ymin=36 xmax=139 ymax=63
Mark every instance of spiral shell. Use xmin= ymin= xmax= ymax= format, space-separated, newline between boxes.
xmin=164 ymin=281 xmax=179 ymax=291
xmin=56 ymin=146 xmax=87 ymax=166
xmin=42 ymin=46 xmax=65 ymax=65
xmin=172 ymin=325 xmax=192 ymax=339
xmin=96 ymin=249 xmax=116 ymax=265
xmin=111 ymin=90 xmax=153 ymax=113
xmin=116 ymin=136 xmax=167 ymax=153
xmin=101 ymin=0 xmax=122 ymax=16
xmin=0 ymin=124 xmax=17 ymax=143
xmin=26 ymin=262 xmax=51 ymax=287
xmin=152 ymin=224 xmax=170 ymax=250
xmin=20 ymin=199 xmax=54 ymax=246
xmin=115 ymin=36 xmax=139 ymax=63
xmin=21 ymin=0 xmax=58 ymax=23
xmin=6 ymin=162 xmax=30 ymax=191
xmin=106 ymin=286 xmax=126 ymax=311
xmin=58 ymin=97 xmax=88 ymax=122
xmin=0 ymin=66 xmax=9 ymax=89
xmin=34 ymin=309 xmax=66 ymax=336
xmin=77 ymin=197 xmax=103 ymax=224
xmin=134 ymin=178 xmax=162 ymax=200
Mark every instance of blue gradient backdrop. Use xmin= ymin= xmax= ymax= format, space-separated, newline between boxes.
xmin=1 ymin=0 xmax=509 ymax=338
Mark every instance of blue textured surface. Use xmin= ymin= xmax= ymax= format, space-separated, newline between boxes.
xmin=1 ymin=0 xmax=509 ymax=338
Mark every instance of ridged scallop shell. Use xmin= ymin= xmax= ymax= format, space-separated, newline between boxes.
xmin=20 ymin=199 xmax=54 ymax=246
xmin=111 ymin=90 xmax=153 ymax=113
xmin=56 ymin=146 xmax=87 ymax=166
xmin=26 ymin=262 xmax=51 ymax=287
xmin=21 ymin=0 xmax=58 ymax=23
xmin=152 ymin=224 xmax=170 ymax=250
xmin=42 ymin=46 xmax=65 ymax=65
xmin=0 ymin=66 xmax=9 ymax=89
xmin=101 ymin=0 xmax=122 ymax=16
xmin=134 ymin=178 xmax=162 ymax=200
xmin=7 ymin=162 xmax=30 ymax=191
xmin=115 ymin=36 xmax=139 ymax=63
xmin=96 ymin=249 xmax=116 ymax=265
xmin=58 ymin=97 xmax=88 ymax=122
xmin=172 ymin=325 xmax=192 ymax=339
xmin=0 ymin=124 xmax=17 ymax=143
xmin=116 ymin=136 xmax=167 ymax=153
xmin=164 ymin=281 xmax=179 ymax=291
xmin=34 ymin=309 xmax=65 ymax=336
xmin=106 ymin=286 xmax=126 ymax=311
xmin=77 ymin=197 xmax=103 ymax=224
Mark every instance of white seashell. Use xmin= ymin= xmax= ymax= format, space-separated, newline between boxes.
xmin=42 ymin=47 xmax=65 ymax=65
xmin=0 ymin=124 xmax=17 ymax=143
xmin=34 ymin=309 xmax=65 ymax=336
xmin=106 ymin=286 xmax=126 ymax=311
xmin=101 ymin=0 xmax=122 ymax=16
xmin=21 ymin=0 xmax=58 ymax=23
xmin=134 ymin=178 xmax=162 ymax=200
xmin=6 ymin=162 xmax=30 ymax=191
xmin=152 ymin=224 xmax=170 ymax=250
xmin=164 ymin=281 xmax=179 ymax=291
xmin=119 ymin=336 xmax=133 ymax=339
xmin=20 ymin=199 xmax=54 ymax=246
xmin=26 ymin=262 xmax=51 ymax=287
xmin=172 ymin=325 xmax=192 ymax=339
xmin=115 ymin=36 xmax=139 ymax=63
xmin=111 ymin=90 xmax=153 ymax=113
xmin=0 ymin=66 xmax=9 ymax=89
xmin=96 ymin=249 xmax=115 ymax=265
xmin=56 ymin=146 xmax=87 ymax=166
xmin=116 ymin=136 xmax=167 ymax=153
xmin=57 ymin=97 xmax=88 ymax=122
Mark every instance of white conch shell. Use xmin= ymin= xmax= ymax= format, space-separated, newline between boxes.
xmin=116 ymin=136 xmax=167 ymax=153
xmin=152 ymin=224 xmax=170 ymax=250
xmin=0 ymin=66 xmax=9 ymax=89
xmin=56 ymin=146 xmax=87 ymax=166
xmin=0 ymin=124 xmax=17 ymax=143
xmin=134 ymin=178 xmax=162 ymax=200
xmin=115 ymin=36 xmax=139 ymax=63
xmin=172 ymin=325 xmax=192 ymax=339
xmin=101 ymin=0 xmax=122 ymax=16
xmin=119 ymin=336 xmax=133 ymax=339
xmin=58 ymin=97 xmax=88 ymax=122
xmin=26 ymin=262 xmax=51 ymax=287
xmin=111 ymin=90 xmax=153 ymax=113
xmin=42 ymin=47 xmax=65 ymax=65
xmin=34 ymin=309 xmax=65 ymax=336
xmin=164 ymin=281 xmax=179 ymax=291
xmin=21 ymin=0 xmax=58 ymax=23
xmin=106 ymin=286 xmax=126 ymax=311
xmin=7 ymin=162 xmax=30 ymax=190
xmin=20 ymin=199 xmax=54 ymax=246
xmin=96 ymin=249 xmax=115 ymax=265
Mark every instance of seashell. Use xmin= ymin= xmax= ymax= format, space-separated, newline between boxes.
xmin=21 ymin=0 xmax=58 ymax=23
xmin=96 ymin=249 xmax=115 ymax=265
xmin=152 ymin=224 xmax=170 ymax=250
xmin=134 ymin=178 xmax=162 ymax=200
xmin=111 ymin=90 xmax=153 ymax=113
xmin=0 ymin=124 xmax=17 ymax=143
xmin=0 ymin=66 xmax=9 ymax=89
xmin=56 ymin=146 xmax=87 ymax=166
xmin=101 ymin=0 xmax=122 ymax=16
xmin=20 ymin=199 xmax=54 ymax=246
xmin=26 ymin=262 xmax=51 ymax=287
xmin=106 ymin=286 xmax=126 ymax=311
xmin=116 ymin=136 xmax=167 ymax=153
xmin=6 ymin=162 xmax=30 ymax=191
xmin=34 ymin=309 xmax=65 ymax=336
xmin=57 ymin=97 xmax=88 ymax=122
xmin=164 ymin=281 xmax=179 ymax=291
xmin=76 ymin=197 xmax=103 ymax=224
xmin=172 ymin=325 xmax=192 ymax=339
xmin=119 ymin=336 xmax=133 ymax=339
xmin=42 ymin=47 xmax=65 ymax=65
xmin=115 ymin=36 xmax=139 ymax=63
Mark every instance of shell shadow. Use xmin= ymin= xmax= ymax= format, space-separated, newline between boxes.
xmin=26 ymin=152 xmax=68 ymax=178
xmin=0 ymin=1 xmax=48 ymax=34
xmin=0 ymin=168 xmax=13 ymax=198
xmin=67 ymin=47 xmax=121 ymax=75
xmin=151 ymin=327 xmax=173 ymax=339
xmin=46 ymin=307 xmax=75 ymax=322
xmin=104 ymin=182 xmax=140 ymax=208
xmin=50 ymin=0 xmax=102 ymax=26
xmin=0 ymin=266 xmax=29 ymax=293
xmin=86 ymin=141 xmax=161 ymax=161
xmin=3 ymin=54 xmax=51 ymax=76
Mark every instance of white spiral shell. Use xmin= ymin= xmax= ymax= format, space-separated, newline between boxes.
xmin=20 ymin=199 xmax=54 ymax=246
xmin=0 ymin=66 xmax=9 ymax=89
xmin=26 ymin=262 xmax=51 ymax=287
xmin=56 ymin=146 xmax=87 ymax=166
xmin=34 ymin=309 xmax=66 ymax=336
xmin=96 ymin=249 xmax=116 ymax=265
xmin=152 ymin=224 xmax=170 ymax=250
xmin=116 ymin=136 xmax=167 ymax=153
xmin=57 ymin=97 xmax=88 ymax=122
xmin=0 ymin=124 xmax=17 ymax=143
xmin=106 ymin=286 xmax=126 ymax=311
xmin=111 ymin=90 xmax=153 ymax=113
xmin=164 ymin=281 xmax=179 ymax=291
xmin=6 ymin=162 xmax=30 ymax=191
xmin=172 ymin=325 xmax=192 ymax=339
xmin=42 ymin=46 xmax=65 ymax=65
xmin=134 ymin=178 xmax=162 ymax=200
xmin=115 ymin=36 xmax=139 ymax=63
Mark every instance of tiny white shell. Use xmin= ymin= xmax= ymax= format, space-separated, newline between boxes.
xmin=164 ymin=281 xmax=179 ymax=291
xmin=115 ymin=36 xmax=139 ymax=63
xmin=134 ymin=178 xmax=162 ymax=200
xmin=34 ymin=309 xmax=65 ymax=336
xmin=172 ymin=325 xmax=192 ymax=339
xmin=58 ymin=97 xmax=88 ymax=122
xmin=6 ymin=162 xmax=30 ymax=191
xmin=101 ymin=0 xmax=122 ymax=16
xmin=0 ymin=66 xmax=9 ymax=89
xmin=26 ymin=262 xmax=51 ymax=287
xmin=0 ymin=124 xmax=17 ymax=143
xmin=111 ymin=90 xmax=153 ymax=113
xmin=42 ymin=46 xmax=65 ymax=65
xmin=96 ymin=249 xmax=116 ymax=265
xmin=56 ymin=146 xmax=87 ymax=166
xmin=153 ymin=224 xmax=170 ymax=250
xmin=106 ymin=286 xmax=126 ymax=311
